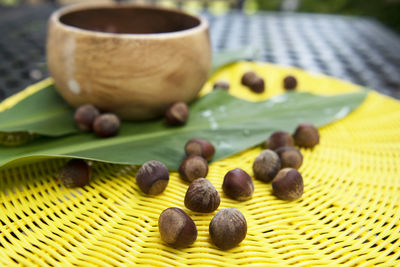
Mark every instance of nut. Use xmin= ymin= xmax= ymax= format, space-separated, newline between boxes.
xmin=249 ymin=77 xmax=265 ymax=93
xmin=252 ymin=149 xmax=281 ymax=182
xmin=241 ymin=71 xmax=265 ymax=93
xmin=272 ymin=168 xmax=304 ymax=200
xmin=293 ymin=123 xmax=320 ymax=148
xmin=283 ymin=75 xmax=298 ymax=90
xmin=74 ymin=104 xmax=100 ymax=131
xmin=58 ymin=159 xmax=91 ymax=188
xmin=275 ymin=146 xmax=303 ymax=169
xmin=164 ymin=102 xmax=189 ymax=126
xmin=158 ymin=207 xmax=197 ymax=248
xmin=184 ymin=178 xmax=220 ymax=212
xmin=209 ymin=207 xmax=247 ymax=250
xmin=179 ymin=155 xmax=209 ymax=182
xmin=222 ymin=168 xmax=254 ymax=201
xmin=213 ymin=80 xmax=230 ymax=91
xmin=185 ymin=138 xmax=215 ymax=161
xmin=93 ymin=113 xmax=120 ymax=138
xmin=136 ymin=160 xmax=169 ymax=195
xmin=265 ymin=131 xmax=294 ymax=151
xmin=241 ymin=71 xmax=257 ymax=86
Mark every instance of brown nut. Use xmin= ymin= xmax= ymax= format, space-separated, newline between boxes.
xmin=265 ymin=131 xmax=295 ymax=151
xmin=93 ymin=113 xmax=120 ymax=138
xmin=249 ymin=77 xmax=265 ymax=93
xmin=184 ymin=138 xmax=215 ymax=161
xmin=136 ymin=160 xmax=169 ymax=195
xmin=275 ymin=146 xmax=303 ymax=169
xmin=241 ymin=71 xmax=265 ymax=93
xmin=164 ymin=102 xmax=189 ymax=126
xmin=209 ymin=207 xmax=247 ymax=250
xmin=184 ymin=178 xmax=220 ymax=212
xmin=74 ymin=104 xmax=100 ymax=131
xmin=213 ymin=80 xmax=230 ymax=91
xmin=283 ymin=75 xmax=298 ymax=90
xmin=241 ymin=71 xmax=257 ymax=86
xmin=252 ymin=149 xmax=281 ymax=182
xmin=179 ymin=155 xmax=209 ymax=182
xmin=293 ymin=123 xmax=320 ymax=148
xmin=58 ymin=159 xmax=91 ymax=188
xmin=158 ymin=207 xmax=197 ymax=248
xmin=272 ymin=168 xmax=304 ymax=200
xmin=222 ymin=168 xmax=254 ymax=201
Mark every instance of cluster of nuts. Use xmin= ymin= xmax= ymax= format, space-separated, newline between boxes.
xmin=179 ymin=138 xmax=213 ymax=182
xmin=138 ymin=120 xmax=319 ymax=250
xmin=213 ymin=73 xmax=298 ymax=93
xmin=59 ymin=103 xmax=125 ymax=188
xmin=157 ymin=122 xmax=319 ymax=250
xmin=253 ymin=123 xmax=319 ymax=200
xmin=135 ymin=138 xmax=247 ymax=250
xmin=241 ymin=71 xmax=265 ymax=93
xmin=61 ymin=72 xmax=318 ymax=251
xmin=58 ymin=101 xmax=188 ymax=189
xmin=74 ymin=104 xmax=121 ymax=138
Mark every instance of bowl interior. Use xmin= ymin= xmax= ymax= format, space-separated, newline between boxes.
xmin=59 ymin=5 xmax=201 ymax=34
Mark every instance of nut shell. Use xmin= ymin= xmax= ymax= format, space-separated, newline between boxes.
xmin=74 ymin=104 xmax=100 ymax=131
xmin=184 ymin=178 xmax=220 ymax=212
xmin=252 ymin=149 xmax=281 ymax=182
xmin=275 ymin=146 xmax=303 ymax=169
xmin=241 ymin=71 xmax=257 ymax=86
xmin=93 ymin=113 xmax=120 ymax=138
xmin=164 ymin=102 xmax=189 ymax=126
xmin=222 ymin=168 xmax=254 ymax=201
xmin=293 ymin=123 xmax=320 ymax=148
xmin=184 ymin=138 xmax=215 ymax=161
xmin=179 ymin=155 xmax=209 ymax=182
xmin=136 ymin=160 xmax=169 ymax=195
xmin=249 ymin=77 xmax=265 ymax=93
xmin=158 ymin=207 xmax=197 ymax=248
xmin=213 ymin=80 xmax=230 ymax=91
xmin=58 ymin=159 xmax=91 ymax=188
xmin=265 ymin=131 xmax=294 ymax=151
xmin=272 ymin=168 xmax=304 ymax=200
xmin=209 ymin=207 xmax=247 ymax=250
xmin=241 ymin=71 xmax=265 ymax=93
xmin=283 ymin=75 xmax=298 ymax=90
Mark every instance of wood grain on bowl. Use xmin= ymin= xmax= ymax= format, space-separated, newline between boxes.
xmin=47 ymin=3 xmax=211 ymax=120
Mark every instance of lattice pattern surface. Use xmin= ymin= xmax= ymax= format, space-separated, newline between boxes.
xmin=1 ymin=4 xmax=400 ymax=100
xmin=0 ymin=62 xmax=399 ymax=266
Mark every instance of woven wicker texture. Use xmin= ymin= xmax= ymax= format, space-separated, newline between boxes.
xmin=0 ymin=62 xmax=399 ymax=266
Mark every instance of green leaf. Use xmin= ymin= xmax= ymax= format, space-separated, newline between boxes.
xmin=0 ymin=85 xmax=75 ymax=136
xmin=211 ymin=47 xmax=260 ymax=74
xmin=0 ymin=90 xmax=368 ymax=170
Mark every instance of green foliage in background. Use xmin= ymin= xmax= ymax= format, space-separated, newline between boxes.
xmin=253 ymin=0 xmax=281 ymax=10
xmin=255 ymin=0 xmax=400 ymax=32
xmin=0 ymin=0 xmax=17 ymax=5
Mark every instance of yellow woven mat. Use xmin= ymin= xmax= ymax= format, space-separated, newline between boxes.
xmin=1 ymin=62 xmax=399 ymax=266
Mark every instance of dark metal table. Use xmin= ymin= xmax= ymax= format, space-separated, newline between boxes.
xmin=1 ymin=3 xmax=400 ymax=99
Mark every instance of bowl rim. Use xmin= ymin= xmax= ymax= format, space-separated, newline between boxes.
xmin=50 ymin=2 xmax=209 ymax=39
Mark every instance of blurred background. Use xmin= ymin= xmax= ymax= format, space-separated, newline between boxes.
xmin=257 ymin=0 xmax=400 ymax=32
xmin=1 ymin=0 xmax=399 ymax=32
xmin=0 ymin=0 xmax=399 ymax=99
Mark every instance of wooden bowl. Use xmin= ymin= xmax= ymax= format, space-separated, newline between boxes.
xmin=47 ymin=3 xmax=211 ymax=120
